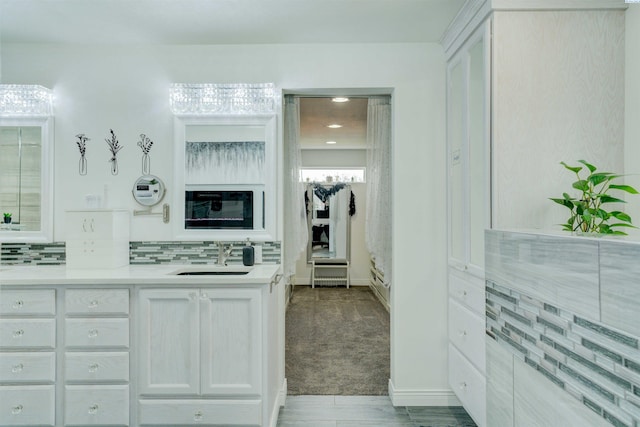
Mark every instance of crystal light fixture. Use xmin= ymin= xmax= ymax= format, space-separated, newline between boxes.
xmin=170 ymin=83 xmax=278 ymax=115
xmin=0 ymin=85 xmax=53 ymax=117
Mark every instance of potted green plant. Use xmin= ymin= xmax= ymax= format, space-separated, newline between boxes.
xmin=550 ymin=160 xmax=639 ymax=235
xmin=3 ymin=213 xmax=12 ymax=224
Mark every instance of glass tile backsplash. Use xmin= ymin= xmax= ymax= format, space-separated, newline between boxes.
xmin=0 ymin=241 xmax=280 ymax=265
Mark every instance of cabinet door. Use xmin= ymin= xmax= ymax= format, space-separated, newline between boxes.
xmin=200 ymin=288 xmax=262 ymax=396
xmin=138 ymin=289 xmax=200 ymax=395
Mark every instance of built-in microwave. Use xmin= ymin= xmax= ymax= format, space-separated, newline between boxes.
xmin=184 ymin=185 xmax=264 ymax=230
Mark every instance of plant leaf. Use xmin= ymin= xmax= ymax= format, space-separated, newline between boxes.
xmin=609 ymin=184 xmax=640 ymax=194
xmin=600 ymin=195 xmax=626 ymax=204
xmin=610 ymin=211 xmax=632 ymax=223
xmin=561 ymin=162 xmax=582 ymax=174
xmin=608 ymin=223 xmax=637 ymax=228
xmin=550 ymin=198 xmax=574 ymax=210
xmin=572 ymin=180 xmax=589 ymax=192
xmin=578 ymin=160 xmax=597 ymax=173
xmin=588 ymin=173 xmax=613 ymax=187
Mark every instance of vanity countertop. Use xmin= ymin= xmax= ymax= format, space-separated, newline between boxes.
xmin=0 ymin=263 xmax=281 ymax=286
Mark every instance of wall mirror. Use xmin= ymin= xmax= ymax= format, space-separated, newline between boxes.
xmin=173 ymin=115 xmax=277 ymax=241
xmin=132 ymin=175 xmax=166 ymax=207
xmin=0 ymin=117 xmax=54 ymax=242
xmin=306 ymin=183 xmax=351 ymax=262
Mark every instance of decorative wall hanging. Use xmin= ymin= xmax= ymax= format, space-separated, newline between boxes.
xmin=75 ymin=133 xmax=90 ymax=175
xmin=137 ymin=133 xmax=154 ymax=175
xmin=169 ymin=83 xmax=277 ymax=115
xmin=105 ymin=129 xmax=123 ymax=175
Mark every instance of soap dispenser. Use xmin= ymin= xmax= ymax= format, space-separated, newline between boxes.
xmin=242 ymin=238 xmax=255 ymax=266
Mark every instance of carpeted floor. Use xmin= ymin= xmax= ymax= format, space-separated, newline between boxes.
xmin=285 ymin=286 xmax=390 ymax=395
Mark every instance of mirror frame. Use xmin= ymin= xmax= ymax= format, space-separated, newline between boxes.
xmin=0 ymin=116 xmax=54 ymax=243
xmin=172 ymin=114 xmax=277 ymax=241
xmin=306 ymin=183 xmax=352 ymax=263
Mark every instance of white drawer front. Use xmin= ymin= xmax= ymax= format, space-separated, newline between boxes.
xmin=0 ymin=385 xmax=55 ymax=426
xmin=0 ymin=352 xmax=55 ymax=383
xmin=448 ymin=344 xmax=486 ymax=427
xmin=0 ymin=319 xmax=56 ymax=349
xmin=65 ymin=352 xmax=129 ymax=382
xmin=65 ymin=211 xmax=129 ymax=241
xmin=65 ymin=385 xmax=129 ymax=426
xmin=449 ymin=298 xmax=486 ymax=374
xmin=449 ymin=272 xmax=485 ymax=315
xmin=65 ymin=289 xmax=129 ymax=315
xmin=0 ymin=289 xmax=56 ymax=316
xmin=65 ymin=318 xmax=129 ymax=349
xmin=138 ymin=399 xmax=261 ymax=426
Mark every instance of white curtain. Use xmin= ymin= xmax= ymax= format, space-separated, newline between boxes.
xmin=283 ymin=96 xmax=309 ymax=280
xmin=366 ymin=96 xmax=392 ymax=286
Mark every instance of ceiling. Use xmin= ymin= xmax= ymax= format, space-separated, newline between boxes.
xmin=0 ymin=0 xmax=465 ymax=45
xmin=0 ymin=0 xmax=465 ymax=148
xmin=299 ymin=97 xmax=369 ymax=149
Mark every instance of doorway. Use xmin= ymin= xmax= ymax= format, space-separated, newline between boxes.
xmin=283 ymin=93 xmax=392 ymax=395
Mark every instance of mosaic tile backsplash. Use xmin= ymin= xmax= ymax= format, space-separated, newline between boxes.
xmin=486 ymin=230 xmax=640 ymax=427
xmin=1 ymin=241 xmax=280 ymax=265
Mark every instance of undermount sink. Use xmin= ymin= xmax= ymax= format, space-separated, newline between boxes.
xmin=168 ymin=266 xmax=252 ymax=276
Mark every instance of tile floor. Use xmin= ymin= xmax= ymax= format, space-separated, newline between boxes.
xmin=276 ymin=395 xmax=477 ymax=427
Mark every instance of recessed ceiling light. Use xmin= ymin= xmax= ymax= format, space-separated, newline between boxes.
xmin=332 ymin=97 xmax=349 ymax=103
xmin=326 ymin=141 xmax=337 ymax=145
xmin=327 ymin=124 xmax=342 ymax=129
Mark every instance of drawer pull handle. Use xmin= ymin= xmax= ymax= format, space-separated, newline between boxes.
xmin=201 ymin=293 xmax=208 ymax=299
xmin=12 ymin=300 xmax=24 ymax=309
xmin=12 ymin=329 xmax=24 ymax=338
xmin=459 ymin=330 xmax=467 ymax=337
xmin=459 ymin=381 xmax=467 ymax=391
xmin=462 ymin=290 xmax=467 ymax=297
xmin=88 ymin=329 xmax=99 ymax=338
xmin=88 ymin=300 xmax=99 ymax=308
xmin=88 ymin=404 xmax=99 ymax=414
xmin=194 ymin=410 xmax=203 ymax=421
xmin=11 ymin=363 xmax=24 ymax=373
xmin=88 ymin=363 xmax=100 ymax=372
xmin=11 ymin=404 xmax=23 ymax=415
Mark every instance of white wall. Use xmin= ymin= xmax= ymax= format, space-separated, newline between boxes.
xmin=2 ymin=42 xmax=450 ymax=401
xmin=492 ymin=11 xmax=625 ymax=231
xmin=626 ymin=5 xmax=640 ymax=240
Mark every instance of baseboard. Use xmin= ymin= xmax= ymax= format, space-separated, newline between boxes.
xmin=369 ymin=282 xmax=390 ymax=312
xmin=388 ymin=379 xmax=462 ymax=407
xmin=270 ymin=378 xmax=287 ymax=427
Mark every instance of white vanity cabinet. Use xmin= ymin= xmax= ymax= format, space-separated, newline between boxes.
xmin=65 ymin=210 xmax=130 ymax=269
xmin=63 ymin=288 xmax=130 ymax=426
xmin=0 ymin=289 xmax=56 ymax=427
xmin=138 ymin=287 xmax=263 ymax=426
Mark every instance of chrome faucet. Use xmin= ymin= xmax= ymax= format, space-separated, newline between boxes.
xmin=217 ymin=242 xmax=233 ymax=266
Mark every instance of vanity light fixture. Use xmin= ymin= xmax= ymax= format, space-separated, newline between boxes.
xmin=170 ymin=83 xmax=278 ymax=115
xmin=0 ymin=85 xmax=53 ymax=117
xmin=331 ymin=97 xmax=349 ymax=103
xmin=326 ymin=141 xmax=337 ymax=145
xmin=327 ymin=124 xmax=343 ymax=129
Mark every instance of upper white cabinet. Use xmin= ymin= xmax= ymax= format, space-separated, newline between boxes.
xmin=446 ymin=21 xmax=491 ymax=277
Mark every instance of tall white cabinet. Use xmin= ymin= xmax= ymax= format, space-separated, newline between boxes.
xmin=444 ymin=16 xmax=490 ymax=427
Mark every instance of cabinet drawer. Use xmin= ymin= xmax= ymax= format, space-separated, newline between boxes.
xmin=65 ymin=352 xmax=129 ymax=382
xmin=0 ymin=289 xmax=56 ymax=316
xmin=448 ymin=344 xmax=486 ymax=427
xmin=65 ymin=318 xmax=129 ymax=349
xmin=0 ymin=385 xmax=55 ymax=426
xmin=0 ymin=319 xmax=56 ymax=349
xmin=65 ymin=289 xmax=129 ymax=315
xmin=449 ymin=298 xmax=486 ymax=374
xmin=0 ymin=352 xmax=55 ymax=383
xmin=449 ymin=272 xmax=485 ymax=315
xmin=65 ymin=385 xmax=129 ymax=426
xmin=65 ymin=211 xmax=129 ymax=241
xmin=138 ymin=399 xmax=261 ymax=426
